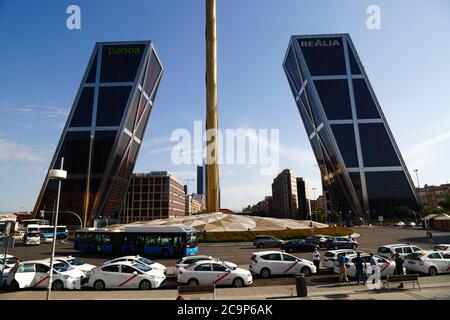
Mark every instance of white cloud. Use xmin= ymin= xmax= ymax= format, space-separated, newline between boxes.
xmin=1 ymin=104 xmax=69 ymax=119
xmin=0 ymin=138 xmax=45 ymax=162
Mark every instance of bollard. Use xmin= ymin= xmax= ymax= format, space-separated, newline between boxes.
xmin=295 ymin=273 xmax=307 ymax=297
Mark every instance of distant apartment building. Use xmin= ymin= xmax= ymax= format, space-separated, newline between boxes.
xmin=311 ymin=195 xmax=326 ymax=213
xmin=418 ymin=184 xmax=450 ymax=208
xmin=271 ymin=169 xmax=299 ymax=219
xmin=250 ymin=196 xmax=273 ymax=215
xmin=296 ymin=177 xmax=312 ymax=219
xmin=185 ymin=193 xmax=205 ymax=216
xmin=119 ymin=171 xmax=185 ymax=223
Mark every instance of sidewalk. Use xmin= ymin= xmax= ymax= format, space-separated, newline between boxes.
xmin=1 ymin=275 xmax=449 ymax=300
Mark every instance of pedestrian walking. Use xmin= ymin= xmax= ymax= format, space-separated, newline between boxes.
xmin=337 ymin=253 xmax=348 ymax=283
xmin=347 ymin=233 xmax=353 ymax=241
xmin=353 ymin=252 xmax=366 ymax=285
xmin=427 ymin=230 xmax=434 ymax=248
xmin=369 ymin=252 xmax=377 ymax=284
xmin=312 ymin=246 xmax=321 ymax=273
xmin=394 ymin=253 xmax=405 ymax=288
xmin=7 ymin=259 xmax=20 ymax=286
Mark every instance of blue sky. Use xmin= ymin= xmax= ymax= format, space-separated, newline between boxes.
xmin=0 ymin=0 xmax=450 ymax=212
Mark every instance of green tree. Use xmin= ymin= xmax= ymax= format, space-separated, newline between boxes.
xmin=421 ymin=206 xmax=444 ymax=216
xmin=438 ymin=194 xmax=450 ymax=211
xmin=392 ymin=206 xmax=415 ymax=220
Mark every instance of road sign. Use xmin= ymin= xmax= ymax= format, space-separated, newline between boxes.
xmin=378 ymin=216 xmax=384 ymax=222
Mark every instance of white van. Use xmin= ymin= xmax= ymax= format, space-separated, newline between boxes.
xmin=24 ymin=231 xmax=41 ymax=246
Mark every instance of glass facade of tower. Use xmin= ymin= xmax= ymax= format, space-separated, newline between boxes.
xmin=283 ymin=34 xmax=419 ymax=217
xmin=33 ymin=41 xmax=163 ymax=227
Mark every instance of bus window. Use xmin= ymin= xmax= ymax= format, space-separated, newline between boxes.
xmin=160 ymin=236 xmax=172 ymax=246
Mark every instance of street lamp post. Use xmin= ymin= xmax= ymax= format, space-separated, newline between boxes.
xmin=312 ymin=187 xmax=317 ymax=221
xmin=46 ymin=158 xmax=67 ymax=300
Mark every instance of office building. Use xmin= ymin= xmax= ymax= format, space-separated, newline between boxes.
xmin=271 ymin=169 xmax=299 ymax=219
xmin=296 ymin=177 xmax=312 ymax=219
xmin=283 ymin=34 xmax=420 ymax=217
xmin=119 ymin=171 xmax=185 ymax=223
xmin=33 ymin=41 xmax=163 ymax=227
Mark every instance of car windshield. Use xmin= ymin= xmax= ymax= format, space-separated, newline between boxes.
xmin=67 ymin=258 xmax=85 ymax=266
xmin=137 ymin=257 xmax=154 ymax=265
xmin=53 ymin=262 xmax=70 ymax=272
xmin=223 ymin=262 xmax=236 ymax=270
xmin=434 ymin=245 xmax=449 ymax=251
xmin=132 ymin=263 xmax=151 ymax=272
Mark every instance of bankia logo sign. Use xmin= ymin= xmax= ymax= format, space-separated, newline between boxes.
xmin=300 ymin=38 xmax=341 ymax=48
xmin=108 ymin=47 xmax=142 ymax=55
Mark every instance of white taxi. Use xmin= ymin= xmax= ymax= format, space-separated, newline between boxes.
xmin=332 ymin=253 xmax=403 ymax=278
xmin=0 ymin=254 xmax=19 ymax=269
xmin=7 ymin=260 xmax=84 ymax=290
xmin=177 ymin=260 xmax=252 ymax=287
xmin=405 ymin=251 xmax=450 ymax=276
xmin=249 ymin=251 xmax=316 ymax=278
xmin=101 ymin=255 xmax=167 ymax=275
xmin=55 ymin=256 xmax=96 ymax=274
xmin=88 ymin=261 xmax=166 ymax=290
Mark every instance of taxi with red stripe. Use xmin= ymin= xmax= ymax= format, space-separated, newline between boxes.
xmin=88 ymin=261 xmax=166 ymax=290
xmin=177 ymin=260 xmax=252 ymax=287
xmin=332 ymin=253 xmax=403 ymax=278
xmin=249 ymin=251 xmax=316 ymax=278
xmin=7 ymin=260 xmax=84 ymax=291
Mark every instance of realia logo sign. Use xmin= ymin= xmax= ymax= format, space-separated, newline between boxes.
xmin=300 ymin=39 xmax=341 ymax=48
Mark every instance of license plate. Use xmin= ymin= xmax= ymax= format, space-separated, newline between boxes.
xmin=408 ymin=260 xmax=415 ymax=264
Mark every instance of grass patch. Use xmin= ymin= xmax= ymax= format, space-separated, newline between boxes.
xmin=198 ymin=226 xmax=353 ymax=243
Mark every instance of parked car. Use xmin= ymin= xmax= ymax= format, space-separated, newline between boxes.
xmin=7 ymin=260 xmax=84 ymax=290
xmin=54 ymin=256 xmax=96 ymax=274
xmin=13 ymin=231 xmax=25 ymax=241
xmin=394 ymin=221 xmax=405 ymax=227
xmin=332 ymin=253 xmax=403 ymax=278
xmin=377 ymin=244 xmax=423 ymax=260
xmin=24 ymin=231 xmax=41 ymax=246
xmin=89 ymin=261 xmax=166 ymax=290
xmin=306 ymin=235 xmax=332 ymax=248
xmin=405 ymin=251 xmax=450 ymax=276
xmin=0 ymin=254 xmax=19 ymax=269
xmin=175 ymin=255 xmax=221 ymax=275
xmin=177 ymin=260 xmax=252 ymax=287
xmin=101 ymin=256 xmax=166 ymax=275
xmin=249 ymin=251 xmax=316 ymax=277
xmin=324 ymin=236 xmax=358 ymax=250
xmin=281 ymin=239 xmax=317 ymax=253
xmin=253 ymin=235 xmax=283 ymax=248
xmin=352 ymin=217 xmax=365 ymax=226
xmin=323 ymin=249 xmax=358 ymax=269
xmin=433 ymin=244 xmax=450 ymax=253
xmin=406 ymin=222 xmax=417 ymax=228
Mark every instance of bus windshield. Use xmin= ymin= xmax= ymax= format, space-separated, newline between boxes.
xmin=186 ymin=232 xmax=197 ymax=245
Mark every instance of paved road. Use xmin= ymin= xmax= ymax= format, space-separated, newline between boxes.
xmin=3 ymin=226 xmax=450 ymax=289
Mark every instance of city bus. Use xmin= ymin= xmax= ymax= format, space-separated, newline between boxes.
xmin=25 ymin=224 xmax=69 ymax=242
xmin=74 ymin=225 xmax=198 ymax=257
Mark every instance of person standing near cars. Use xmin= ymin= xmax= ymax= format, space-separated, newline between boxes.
xmin=7 ymin=259 xmax=20 ymax=286
xmin=394 ymin=253 xmax=405 ymax=288
xmin=369 ymin=252 xmax=377 ymax=284
xmin=312 ymin=247 xmax=321 ymax=273
xmin=353 ymin=252 xmax=366 ymax=285
xmin=337 ymin=253 xmax=348 ymax=283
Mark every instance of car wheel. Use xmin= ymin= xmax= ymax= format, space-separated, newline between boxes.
xmin=52 ymin=280 xmax=64 ymax=291
xmin=188 ymin=279 xmax=199 ymax=286
xmin=429 ymin=267 xmax=438 ymax=276
xmin=233 ymin=278 xmax=245 ymax=288
xmin=301 ymin=267 xmax=311 ymax=276
xmin=10 ymin=280 xmax=19 ymax=291
xmin=139 ymin=280 xmax=152 ymax=290
xmin=93 ymin=280 xmax=105 ymax=291
xmin=260 ymin=268 xmax=271 ymax=278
